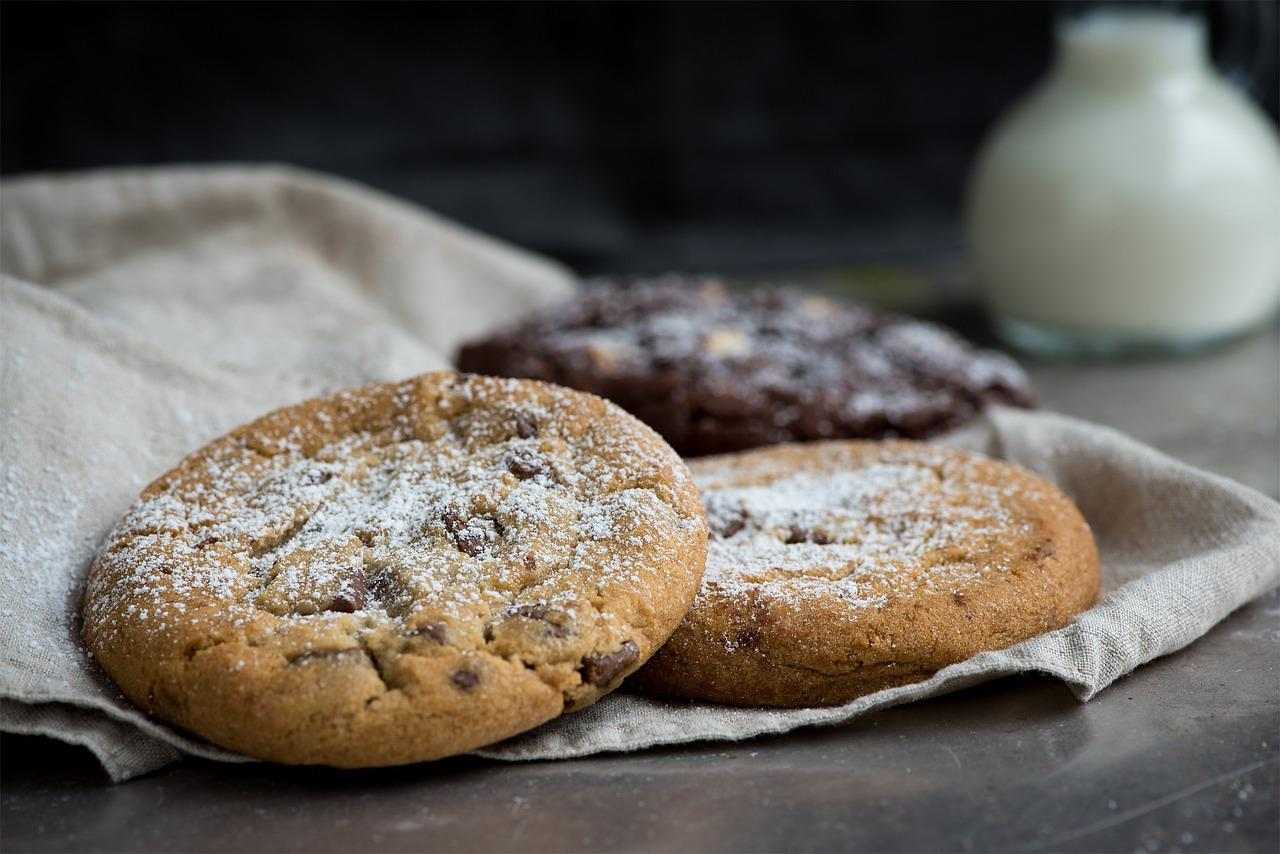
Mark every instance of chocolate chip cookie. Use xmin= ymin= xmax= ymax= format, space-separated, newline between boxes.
xmin=455 ymin=278 xmax=1036 ymax=457
xmin=632 ymin=441 xmax=1098 ymax=707
xmin=82 ymin=372 xmax=707 ymax=766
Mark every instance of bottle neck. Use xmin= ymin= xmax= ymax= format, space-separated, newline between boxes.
xmin=1055 ymin=11 xmax=1209 ymax=90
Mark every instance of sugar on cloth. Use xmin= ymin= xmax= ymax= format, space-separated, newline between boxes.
xmin=2 ymin=166 xmax=1278 ymax=782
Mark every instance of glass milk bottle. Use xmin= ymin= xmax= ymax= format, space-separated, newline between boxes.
xmin=966 ymin=10 xmax=1280 ymax=357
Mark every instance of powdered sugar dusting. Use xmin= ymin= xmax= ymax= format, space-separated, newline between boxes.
xmin=692 ymin=446 xmax=1033 ymax=620
xmin=84 ymin=375 xmax=702 ymax=646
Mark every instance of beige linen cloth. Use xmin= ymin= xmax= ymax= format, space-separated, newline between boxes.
xmin=3 ymin=166 xmax=1278 ymax=783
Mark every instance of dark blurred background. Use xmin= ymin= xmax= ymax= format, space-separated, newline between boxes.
xmin=3 ymin=1 xmax=1277 ymax=276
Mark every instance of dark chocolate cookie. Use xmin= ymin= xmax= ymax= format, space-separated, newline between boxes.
xmin=456 ymin=278 xmax=1036 ymax=456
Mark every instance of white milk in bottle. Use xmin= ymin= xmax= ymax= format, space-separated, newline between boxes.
xmin=967 ymin=10 xmax=1280 ymax=356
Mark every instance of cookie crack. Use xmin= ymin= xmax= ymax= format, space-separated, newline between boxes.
xmin=358 ymin=644 xmax=396 ymax=702
xmin=248 ymin=503 xmax=319 ymax=560
xmin=180 ymin=637 xmax=233 ymax=662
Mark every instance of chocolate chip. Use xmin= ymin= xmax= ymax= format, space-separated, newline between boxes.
xmin=505 ymin=449 xmax=546 ymax=480
xmin=512 ymin=603 xmax=551 ymax=620
xmin=302 ymin=468 xmax=334 ymax=485
xmin=514 ymin=412 xmax=539 ymax=439
xmin=511 ymin=603 xmax=570 ymax=638
xmin=327 ymin=574 xmax=367 ymax=613
xmin=580 ymin=640 xmax=639 ymax=687
xmin=366 ymin=569 xmax=402 ymax=606
xmin=781 ymin=523 xmax=835 ymax=545
xmin=413 ymin=622 xmax=448 ymax=643
xmin=440 ymin=506 xmax=466 ymax=532
xmin=711 ymin=511 xmax=746 ymax=539
xmin=442 ymin=507 xmax=494 ymax=556
xmin=327 ymin=596 xmax=358 ymax=613
xmin=454 ymin=526 xmax=491 ymax=557
xmin=451 ymin=669 xmax=480 ymax=691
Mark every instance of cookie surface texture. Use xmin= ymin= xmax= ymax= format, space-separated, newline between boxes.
xmin=633 ymin=441 xmax=1099 ymax=707
xmin=455 ymin=278 xmax=1036 ymax=456
xmin=82 ymin=372 xmax=707 ymax=766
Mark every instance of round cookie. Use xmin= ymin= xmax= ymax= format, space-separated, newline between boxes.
xmin=82 ymin=372 xmax=707 ymax=766
xmin=455 ymin=278 xmax=1036 ymax=457
xmin=632 ymin=440 xmax=1099 ymax=707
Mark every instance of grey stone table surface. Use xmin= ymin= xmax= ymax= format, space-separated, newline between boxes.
xmin=3 ymin=325 xmax=1278 ymax=854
